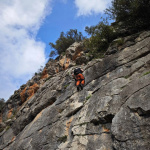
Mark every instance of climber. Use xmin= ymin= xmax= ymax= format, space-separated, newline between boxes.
xmin=72 ymin=68 xmax=85 ymax=91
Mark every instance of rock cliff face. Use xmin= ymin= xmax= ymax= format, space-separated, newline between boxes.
xmin=0 ymin=31 xmax=150 ymax=150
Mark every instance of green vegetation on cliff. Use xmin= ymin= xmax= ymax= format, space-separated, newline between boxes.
xmin=49 ymin=29 xmax=85 ymax=57
xmin=106 ymin=0 xmax=150 ymax=30
xmin=83 ymin=19 xmax=118 ymax=58
xmin=0 ymin=98 xmax=5 ymax=113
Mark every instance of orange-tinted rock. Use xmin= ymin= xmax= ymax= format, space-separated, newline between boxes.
xmin=41 ymin=68 xmax=49 ymax=79
xmin=20 ymin=83 xmax=39 ymax=103
xmin=59 ymin=57 xmax=65 ymax=68
xmin=64 ymin=58 xmax=70 ymax=69
xmin=59 ymin=57 xmax=71 ymax=70
xmin=11 ymin=136 xmax=16 ymax=142
xmin=7 ymin=108 xmax=13 ymax=119
xmin=27 ymin=83 xmax=39 ymax=100
xmin=66 ymin=117 xmax=73 ymax=136
xmin=20 ymin=87 xmax=27 ymax=103
xmin=72 ymin=48 xmax=82 ymax=61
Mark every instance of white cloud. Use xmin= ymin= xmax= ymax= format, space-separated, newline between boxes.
xmin=0 ymin=0 xmax=52 ymax=100
xmin=74 ymin=0 xmax=111 ymax=16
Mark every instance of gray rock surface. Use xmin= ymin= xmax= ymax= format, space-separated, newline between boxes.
xmin=0 ymin=31 xmax=150 ymax=150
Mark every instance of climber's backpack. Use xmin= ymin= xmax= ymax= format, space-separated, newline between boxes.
xmin=74 ymin=68 xmax=83 ymax=75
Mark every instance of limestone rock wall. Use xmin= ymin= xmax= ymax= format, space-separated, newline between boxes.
xmin=0 ymin=31 xmax=150 ymax=150
xmin=0 ymin=42 xmax=86 ymax=124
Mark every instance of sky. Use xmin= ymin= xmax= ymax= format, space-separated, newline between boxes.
xmin=0 ymin=0 xmax=112 ymax=100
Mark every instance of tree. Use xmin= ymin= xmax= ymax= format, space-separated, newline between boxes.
xmin=49 ymin=50 xmax=56 ymax=58
xmin=106 ymin=0 xmax=150 ymax=30
xmin=0 ymin=98 xmax=5 ymax=113
xmin=49 ymin=29 xmax=85 ymax=56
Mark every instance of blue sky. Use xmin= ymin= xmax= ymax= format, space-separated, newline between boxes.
xmin=37 ymin=0 xmax=111 ymax=58
xmin=0 ymin=0 xmax=112 ymax=100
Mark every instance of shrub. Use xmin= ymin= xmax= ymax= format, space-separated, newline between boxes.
xmin=84 ymin=20 xmax=118 ymax=58
xmin=0 ymin=98 xmax=5 ymax=113
xmin=57 ymin=135 xmax=67 ymax=143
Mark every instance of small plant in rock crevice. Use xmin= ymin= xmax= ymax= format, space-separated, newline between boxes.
xmin=64 ymin=84 xmax=70 ymax=89
xmin=57 ymin=135 xmax=67 ymax=143
xmin=86 ymin=95 xmax=92 ymax=100
xmin=143 ymin=71 xmax=150 ymax=76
